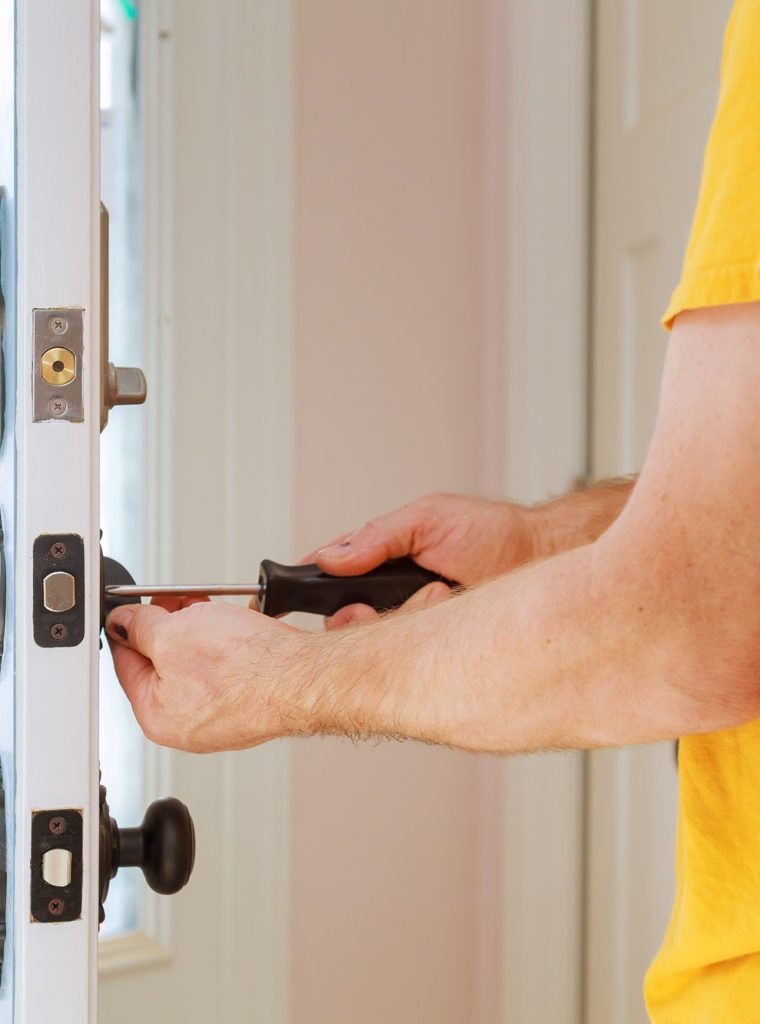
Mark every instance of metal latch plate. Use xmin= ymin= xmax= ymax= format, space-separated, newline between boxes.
xmin=33 ymin=534 xmax=85 ymax=648
xmin=30 ymin=809 xmax=83 ymax=923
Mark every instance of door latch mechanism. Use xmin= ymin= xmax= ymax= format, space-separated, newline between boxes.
xmin=30 ymin=809 xmax=83 ymax=923
xmin=100 ymin=203 xmax=147 ymax=429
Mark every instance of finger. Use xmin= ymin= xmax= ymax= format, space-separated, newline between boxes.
xmin=298 ymin=532 xmax=352 ymax=566
xmin=109 ymin=640 xmax=156 ymax=713
xmin=316 ymin=507 xmax=425 ymax=576
xmin=149 ymin=594 xmax=211 ymax=613
xmin=399 ymin=581 xmax=451 ymax=611
xmin=106 ymin=602 xmax=169 ymax=659
xmin=324 ymin=603 xmax=379 ymax=630
xmin=324 ymin=581 xmax=450 ymax=631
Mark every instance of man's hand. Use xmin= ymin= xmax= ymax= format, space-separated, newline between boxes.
xmin=309 ymin=484 xmax=633 ymax=628
xmin=308 ymin=494 xmax=535 ymax=627
xmin=311 ymin=494 xmax=534 ymax=584
xmin=107 ymin=597 xmax=314 ymax=753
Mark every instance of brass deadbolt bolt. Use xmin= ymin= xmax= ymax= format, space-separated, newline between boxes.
xmin=41 ymin=347 xmax=76 ymax=387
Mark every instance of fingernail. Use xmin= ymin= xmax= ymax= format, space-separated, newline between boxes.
xmin=318 ymin=541 xmax=352 ymax=559
xmin=107 ymin=609 xmax=134 ymax=642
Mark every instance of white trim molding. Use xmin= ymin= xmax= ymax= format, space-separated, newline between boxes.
xmin=492 ymin=1 xmax=592 ymax=1021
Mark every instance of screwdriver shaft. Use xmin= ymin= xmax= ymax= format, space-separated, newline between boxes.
xmin=105 ymin=583 xmax=265 ymax=598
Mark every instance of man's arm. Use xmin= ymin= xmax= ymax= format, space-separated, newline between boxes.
xmin=107 ymin=304 xmax=760 ymax=754
xmin=529 ymin=477 xmax=634 ymax=557
xmin=307 ymin=304 xmax=760 ymax=751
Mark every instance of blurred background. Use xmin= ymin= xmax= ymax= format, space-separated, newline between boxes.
xmin=96 ymin=1 xmax=731 ymax=1021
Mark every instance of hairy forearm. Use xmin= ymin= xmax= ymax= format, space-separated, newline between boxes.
xmin=107 ymin=304 xmax=760 ymax=758
xmin=527 ymin=477 xmax=635 ymax=559
xmin=302 ymin=516 xmax=753 ymax=754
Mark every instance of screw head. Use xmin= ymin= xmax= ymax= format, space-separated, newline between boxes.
xmin=48 ymin=397 xmax=68 ymax=418
xmin=50 ymin=541 xmax=67 ymax=560
xmin=49 ymin=816 xmax=66 ymax=835
xmin=48 ymin=898 xmax=65 ymax=917
xmin=49 ymin=316 xmax=69 ymax=336
xmin=50 ymin=623 xmax=68 ymax=641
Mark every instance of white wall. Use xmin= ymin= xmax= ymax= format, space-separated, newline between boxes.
xmin=291 ymin=3 xmax=499 ymax=1022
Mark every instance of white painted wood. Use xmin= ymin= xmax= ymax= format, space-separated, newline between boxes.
xmin=495 ymin=2 xmax=591 ymax=1020
xmin=10 ymin=2 xmax=101 ymax=1020
xmin=0 ymin=2 xmax=17 ymax=1010
xmin=98 ymin=1 xmax=292 ymax=1020
xmin=586 ymin=2 xmax=733 ymax=1021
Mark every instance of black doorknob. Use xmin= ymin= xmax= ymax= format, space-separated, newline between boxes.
xmin=119 ymin=797 xmax=195 ymax=894
xmin=100 ymin=553 xmax=141 ymax=632
xmin=99 ymin=783 xmax=195 ymax=923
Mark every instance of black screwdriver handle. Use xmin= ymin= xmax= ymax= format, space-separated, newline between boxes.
xmin=258 ymin=557 xmax=457 ymax=618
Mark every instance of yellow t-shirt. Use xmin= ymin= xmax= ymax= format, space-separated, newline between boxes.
xmin=661 ymin=0 xmax=760 ymax=328
xmin=646 ymin=2 xmax=760 ymax=1021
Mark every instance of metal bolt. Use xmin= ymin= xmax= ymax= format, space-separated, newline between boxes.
xmin=50 ymin=542 xmax=67 ymax=560
xmin=48 ymin=898 xmax=64 ymax=917
xmin=49 ymin=816 xmax=66 ymax=835
xmin=49 ymin=316 xmax=69 ymax=336
xmin=50 ymin=623 xmax=68 ymax=641
xmin=48 ymin=397 xmax=67 ymax=418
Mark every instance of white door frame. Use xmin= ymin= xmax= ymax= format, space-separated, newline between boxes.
xmin=12 ymin=1 xmax=101 ymax=1020
xmin=488 ymin=1 xmax=592 ymax=1020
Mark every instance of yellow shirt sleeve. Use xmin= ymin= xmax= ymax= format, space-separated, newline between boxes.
xmin=663 ymin=0 xmax=760 ymax=328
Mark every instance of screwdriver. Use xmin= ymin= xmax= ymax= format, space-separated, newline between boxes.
xmin=105 ymin=557 xmax=456 ymax=618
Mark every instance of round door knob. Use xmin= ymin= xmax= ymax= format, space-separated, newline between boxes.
xmin=100 ymin=553 xmax=142 ymax=632
xmin=118 ymin=798 xmax=196 ymax=895
xmin=99 ymin=784 xmax=195 ymax=923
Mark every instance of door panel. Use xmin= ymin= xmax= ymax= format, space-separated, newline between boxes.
xmin=627 ymin=1 xmax=731 ymax=128
xmin=0 ymin=4 xmax=293 ymax=1020
xmin=587 ymin=1 xmax=733 ymax=1021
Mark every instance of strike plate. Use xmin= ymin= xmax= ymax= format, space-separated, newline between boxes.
xmin=32 ymin=308 xmax=84 ymax=423
xmin=30 ymin=809 xmax=83 ymax=923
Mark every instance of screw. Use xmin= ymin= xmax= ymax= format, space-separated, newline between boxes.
xmin=50 ymin=542 xmax=67 ymax=560
xmin=49 ymin=816 xmax=66 ymax=835
xmin=48 ymin=397 xmax=67 ymax=418
xmin=50 ymin=623 xmax=68 ymax=641
xmin=48 ymin=898 xmax=64 ymax=917
xmin=49 ymin=316 xmax=69 ymax=336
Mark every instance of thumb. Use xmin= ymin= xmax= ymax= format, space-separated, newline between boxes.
xmin=316 ymin=510 xmax=420 ymax=576
xmin=106 ymin=603 xmax=168 ymax=660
